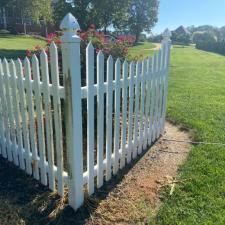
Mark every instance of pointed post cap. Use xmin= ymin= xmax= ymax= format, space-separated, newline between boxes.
xmin=60 ymin=13 xmax=80 ymax=32
xmin=163 ymin=28 xmax=172 ymax=39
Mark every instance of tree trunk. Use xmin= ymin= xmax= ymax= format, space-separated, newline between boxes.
xmin=135 ymin=31 xmax=140 ymax=43
xmin=104 ymin=26 xmax=107 ymax=34
xmin=3 ymin=7 xmax=7 ymax=29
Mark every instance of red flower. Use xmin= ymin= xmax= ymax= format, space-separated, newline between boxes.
xmin=89 ymin=24 xmax=95 ymax=31
xmin=45 ymin=47 xmax=49 ymax=54
xmin=55 ymin=39 xmax=62 ymax=45
xmin=96 ymin=48 xmax=100 ymax=54
xmin=26 ymin=49 xmax=32 ymax=57
xmin=80 ymin=32 xmax=88 ymax=41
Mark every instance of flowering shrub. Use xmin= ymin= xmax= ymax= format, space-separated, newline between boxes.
xmin=26 ymin=24 xmax=135 ymax=61
xmin=78 ymin=25 xmax=135 ymax=59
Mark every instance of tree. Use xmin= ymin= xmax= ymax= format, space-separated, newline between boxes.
xmin=192 ymin=31 xmax=217 ymax=45
xmin=91 ymin=0 xmax=131 ymax=33
xmin=126 ymin=0 xmax=159 ymax=42
xmin=219 ymin=26 xmax=225 ymax=39
xmin=187 ymin=25 xmax=222 ymax=41
xmin=53 ymin=0 xmax=131 ymax=32
xmin=28 ymin=0 xmax=53 ymax=24
xmin=0 ymin=0 xmax=53 ymax=24
xmin=171 ymin=32 xmax=191 ymax=45
xmin=53 ymin=0 xmax=93 ymax=30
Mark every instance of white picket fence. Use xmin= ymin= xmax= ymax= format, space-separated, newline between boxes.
xmin=0 ymin=13 xmax=171 ymax=210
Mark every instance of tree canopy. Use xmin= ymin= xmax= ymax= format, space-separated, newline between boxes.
xmin=1 ymin=0 xmax=159 ymax=40
xmin=0 ymin=0 xmax=53 ymax=24
xmin=54 ymin=0 xmax=159 ymax=39
xmin=126 ymin=0 xmax=159 ymax=42
xmin=192 ymin=31 xmax=217 ymax=45
xmin=53 ymin=0 xmax=131 ymax=31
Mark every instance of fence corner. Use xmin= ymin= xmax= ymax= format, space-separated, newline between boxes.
xmin=60 ymin=13 xmax=84 ymax=210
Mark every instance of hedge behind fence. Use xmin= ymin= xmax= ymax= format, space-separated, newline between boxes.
xmin=196 ymin=40 xmax=225 ymax=56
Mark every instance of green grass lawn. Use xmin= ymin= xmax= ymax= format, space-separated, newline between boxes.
xmin=0 ymin=34 xmax=46 ymax=59
xmin=128 ymin=42 xmax=157 ymax=60
xmin=130 ymin=43 xmax=225 ymax=224
xmin=144 ymin=45 xmax=225 ymax=224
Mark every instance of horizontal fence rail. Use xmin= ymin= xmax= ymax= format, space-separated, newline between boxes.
xmin=0 ymin=13 xmax=171 ymax=211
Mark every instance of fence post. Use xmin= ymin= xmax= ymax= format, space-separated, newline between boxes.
xmin=60 ymin=13 xmax=84 ymax=210
xmin=161 ymin=28 xmax=172 ymax=132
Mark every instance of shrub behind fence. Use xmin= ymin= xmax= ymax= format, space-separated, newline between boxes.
xmin=196 ymin=40 xmax=225 ymax=56
xmin=0 ymin=13 xmax=171 ymax=210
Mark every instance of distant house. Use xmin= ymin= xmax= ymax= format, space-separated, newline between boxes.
xmin=173 ymin=26 xmax=190 ymax=36
xmin=171 ymin=26 xmax=191 ymax=45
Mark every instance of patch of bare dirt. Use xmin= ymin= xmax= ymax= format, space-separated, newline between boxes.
xmin=143 ymin=43 xmax=161 ymax=51
xmin=85 ymin=122 xmax=192 ymax=224
xmin=0 ymin=122 xmax=192 ymax=225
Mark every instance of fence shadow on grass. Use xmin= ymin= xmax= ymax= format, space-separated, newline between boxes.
xmin=0 ymin=140 xmax=157 ymax=225
xmin=0 ymin=49 xmax=26 ymax=60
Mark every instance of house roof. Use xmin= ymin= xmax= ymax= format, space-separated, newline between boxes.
xmin=174 ymin=26 xmax=190 ymax=35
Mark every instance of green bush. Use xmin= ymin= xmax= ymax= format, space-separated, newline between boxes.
xmin=196 ymin=40 xmax=225 ymax=56
xmin=0 ymin=29 xmax=10 ymax=34
xmin=171 ymin=32 xmax=191 ymax=45
xmin=192 ymin=31 xmax=217 ymax=44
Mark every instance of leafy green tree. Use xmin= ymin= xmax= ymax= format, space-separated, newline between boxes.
xmin=29 ymin=0 xmax=53 ymax=24
xmin=0 ymin=0 xmax=53 ymax=24
xmin=126 ymin=0 xmax=159 ymax=42
xmin=54 ymin=0 xmax=131 ymax=32
xmin=187 ymin=25 xmax=222 ymax=41
xmin=219 ymin=26 xmax=225 ymax=39
xmin=171 ymin=32 xmax=191 ymax=45
xmin=53 ymin=0 xmax=93 ymax=30
xmin=192 ymin=31 xmax=217 ymax=45
xmin=91 ymin=0 xmax=131 ymax=32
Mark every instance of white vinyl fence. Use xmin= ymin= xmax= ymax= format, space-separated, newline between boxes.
xmin=0 ymin=13 xmax=171 ymax=210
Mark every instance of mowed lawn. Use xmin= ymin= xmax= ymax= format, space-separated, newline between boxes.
xmin=0 ymin=34 xmax=46 ymax=59
xmin=129 ymin=43 xmax=225 ymax=224
xmin=128 ymin=41 xmax=156 ymax=60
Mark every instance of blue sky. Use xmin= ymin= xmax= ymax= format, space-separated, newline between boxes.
xmin=153 ymin=0 xmax=225 ymax=34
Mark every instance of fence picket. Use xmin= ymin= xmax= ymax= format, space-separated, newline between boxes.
xmin=156 ymin=50 xmax=162 ymax=138
xmin=0 ymin=60 xmax=2 ymax=156
xmin=0 ymin=93 xmax=2 ymax=155
xmin=16 ymin=59 xmax=32 ymax=174
xmin=161 ymin=42 xmax=171 ymax=131
xmin=160 ymin=43 xmax=166 ymax=132
xmin=120 ymin=60 xmax=128 ymax=169
xmin=106 ymin=55 xmax=113 ymax=181
xmin=24 ymin=57 xmax=39 ymax=179
xmin=138 ymin=59 xmax=147 ymax=154
xmin=86 ymin=42 xmax=95 ymax=195
xmin=0 ymin=59 xmax=7 ymax=158
xmin=9 ymin=60 xmax=25 ymax=169
xmin=50 ymin=43 xmax=64 ymax=196
xmin=113 ymin=59 xmax=121 ymax=174
xmin=127 ymin=62 xmax=135 ymax=163
xmin=144 ymin=57 xmax=152 ymax=148
xmin=150 ymin=54 xmax=157 ymax=143
xmin=158 ymin=46 xmax=165 ymax=134
xmin=32 ymin=55 xmax=47 ymax=185
xmin=133 ymin=62 xmax=141 ymax=158
xmin=3 ymin=59 xmax=15 ymax=163
xmin=97 ymin=51 xmax=104 ymax=188
xmin=40 ymin=50 xmax=55 ymax=191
